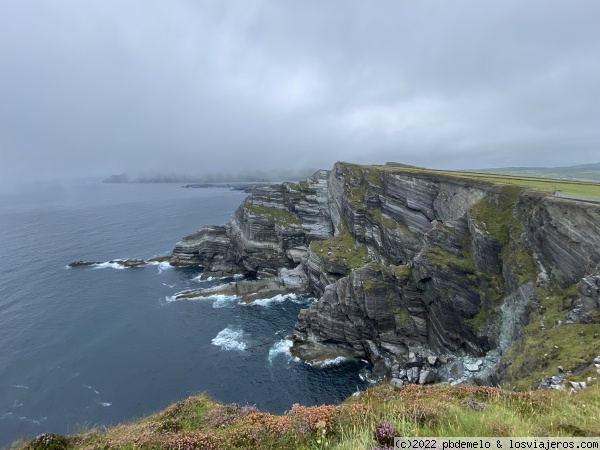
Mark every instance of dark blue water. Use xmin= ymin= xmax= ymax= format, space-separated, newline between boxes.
xmin=0 ymin=182 xmax=369 ymax=447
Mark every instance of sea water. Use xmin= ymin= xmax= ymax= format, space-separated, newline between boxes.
xmin=0 ymin=182 xmax=369 ymax=446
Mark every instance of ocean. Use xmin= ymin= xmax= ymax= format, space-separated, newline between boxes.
xmin=0 ymin=181 xmax=370 ymax=447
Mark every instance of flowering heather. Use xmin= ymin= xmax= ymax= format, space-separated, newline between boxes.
xmin=228 ymin=421 xmax=268 ymax=447
xmin=286 ymin=403 xmax=337 ymax=432
xmin=206 ymin=403 xmax=258 ymax=427
xmin=243 ymin=410 xmax=293 ymax=435
xmin=401 ymin=405 xmax=438 ymax=425
xmin=164 ymin=431 xmax=220 ymax=450
xmin=27 ymin=383 xmax=600 ymax=450
xmin=374 ymin=421 xmax=398 ymax=447
xmin=461 ymin=397 xmax=487 ymax=410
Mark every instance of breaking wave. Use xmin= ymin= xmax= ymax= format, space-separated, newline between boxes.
xmin=306 ymin=356 xmax=353 ymax=368
xmin=90 ymin=261 xmax=127 ymax=270
xmin=268 ymin=339 xmax=293 ymax=364
xmin=155 ymin=262 xmax=172 ymax=273
xmin=165 ymin=292 xmax=239 ymax=306
xmin=211 ymin=295 xmax=239 ymax=308
xmin=211 ymin=326 xmax=247 ymax=351
xmin=245 ymin=294 xmax=313 ymax=307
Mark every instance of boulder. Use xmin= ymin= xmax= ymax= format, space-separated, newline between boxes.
xmin=419 ymin=369 xmax=436 ymax=384
xmin=390 ymin=378 xmax=404 ymax=388
xmin=465 ymin=363 xmax=480 ymax=372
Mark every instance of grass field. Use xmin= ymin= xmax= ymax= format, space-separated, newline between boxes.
xmin=369 ymin=164 xmax=600 ymax=198
xmin=471 ymin=162 xmax=600 ymax=183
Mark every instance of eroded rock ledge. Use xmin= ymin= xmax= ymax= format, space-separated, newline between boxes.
xmin=169 ymin=162 xmax=600 ymax=385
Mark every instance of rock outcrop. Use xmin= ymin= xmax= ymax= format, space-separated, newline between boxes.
xmin=170 ymin=162 xmax=600 ymax=384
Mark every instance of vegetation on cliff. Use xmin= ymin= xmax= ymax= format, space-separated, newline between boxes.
xmin=21 ymin=383 xmax=600 ymax=449
xmin=309 ymin=225 xmax=370 ymax=274
xmin=243 ymin=200 xmax=302 ymax=225
xmin=501 ymin=283 xmax=600 ymax=391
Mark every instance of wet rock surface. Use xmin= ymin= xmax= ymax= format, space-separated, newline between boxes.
xmin=68 ymin=257 xmax=170 ymax=268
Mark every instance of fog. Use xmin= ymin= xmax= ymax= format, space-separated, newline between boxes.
xmin=1 ymin=0 xmax=599 ymax=188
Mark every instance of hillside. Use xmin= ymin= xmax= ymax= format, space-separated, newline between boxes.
xmin=468 ymin=162 xmax=600 ymax=182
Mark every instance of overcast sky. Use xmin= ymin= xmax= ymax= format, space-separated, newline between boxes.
xmin=1 ymin=0 xmax=599 ymax=185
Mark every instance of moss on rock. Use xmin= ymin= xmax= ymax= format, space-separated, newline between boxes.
xmin=244 ymin=201 xmax=301 ymax=225
xmin=309 ymin=225 xmax=371 ymax=273
xmin=501 ymin=283 xmax=600 ymax=390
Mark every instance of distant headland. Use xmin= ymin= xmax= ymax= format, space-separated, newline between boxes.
xmin=103 ymin=168 xmax=317 ymax=184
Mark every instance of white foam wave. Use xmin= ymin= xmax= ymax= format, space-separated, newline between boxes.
xmin=1 ymin=412 xmax=13 ymax=419
xmin=191 ymin=274 xmax=218 ymax=282
xmin=83 ymin=385 xmax=100 ymax=394
xmin=211 ymin=326 xmax=247 ymax=351
xmin=156 ymin=262 xmax=172 ymax=273
xmin=234 ymin=274 xmax=245 ymax=280
xmin=268 ymin=339 xmax=292 ymax=364
xmin=211 ymin=295 xmax=239 ymax=308
xmin=19 ymin=416 xmax=46 ymax=424
xmin=166 ymin=292 xmax=239 ymax=305
xmin=307 ymin=356 xmax=352 ymax=368
xmin=165 ymin=290 xmax=195 ymax=302
xmin=162 ymin=283 xmax=175 ymax=288
xmin=91 ymin=261 xmax=126 ymax=270
xmin=244 ymin=293 xmax=308 ymax=307
xmin=99 ymin=402 xmax=112 ymax=407
xmin=250 ymin=294 xmax=291 ymax=306
xmin=11 ymin=384 xmax=28 ymax=389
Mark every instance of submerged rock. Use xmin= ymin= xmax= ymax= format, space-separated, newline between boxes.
xmin=174 ymin=277 xmax=308 ymax=303
xmin=67 ymin=260 xmax=103 ymax=268
xmin=68 ymin=258 xmax=160 ymax=268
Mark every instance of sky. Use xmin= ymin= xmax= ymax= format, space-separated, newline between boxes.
xmin=1 ymin=0 xmax=599 ymax=185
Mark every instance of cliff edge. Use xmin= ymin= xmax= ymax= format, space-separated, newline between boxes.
xmin=170 ymin=162 xmax=600 ymax=387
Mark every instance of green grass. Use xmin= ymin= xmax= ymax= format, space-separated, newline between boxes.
xmin=365 ymin=164 xmax=600 ymax=198
xmin=419 ymin=240 xmax=476 ymax=273
xmin=470 ymin=185 xmax=524 ymax=247
xmin=368 ymin=207 xmax=398 ymax=230
xmin=501 ymin=284 xmax=600 ymax=391
xmin=389 ymin=264 xmax=411 ymax=279
xmin=244 ymin=201 xmax=301 ymax=225
xmin=29 ymin=383 xmax=600 ymax=449
xmin=469 ymin=163 xmax=600 ymax=183
xmin=309 ymin=225 xmax=371 ymax=273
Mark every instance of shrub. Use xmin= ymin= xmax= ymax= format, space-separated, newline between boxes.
xmin=28 ymin=433 xmax=69 ymax=450
xmin=374 ymin=421 xmax=398 ymax=447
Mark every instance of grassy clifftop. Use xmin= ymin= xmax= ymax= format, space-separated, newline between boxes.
xmin=21 ymin=383 xmax=600 ymax=449
xmin=369 ymin=163 xmax=600 ymax=198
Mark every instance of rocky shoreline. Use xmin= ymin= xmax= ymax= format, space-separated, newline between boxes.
xmin=74 ymin=162 xmax=600 ymax=388
xmin=68 ymin=256 xmax=171 ymax=268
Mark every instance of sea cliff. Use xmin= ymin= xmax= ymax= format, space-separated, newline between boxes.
xmin=170 ymin=162 xmax=600 ymax=386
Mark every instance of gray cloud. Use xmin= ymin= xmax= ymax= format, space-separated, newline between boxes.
xmin=1 ymin=0 xmax=599 ymax=186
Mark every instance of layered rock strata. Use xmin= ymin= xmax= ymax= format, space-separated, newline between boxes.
xmin=170 ymin=162 xmax=600 ymax=383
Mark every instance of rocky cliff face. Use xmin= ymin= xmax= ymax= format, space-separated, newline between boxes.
xmin=170 ymin=162 xmax=600 ymax=386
